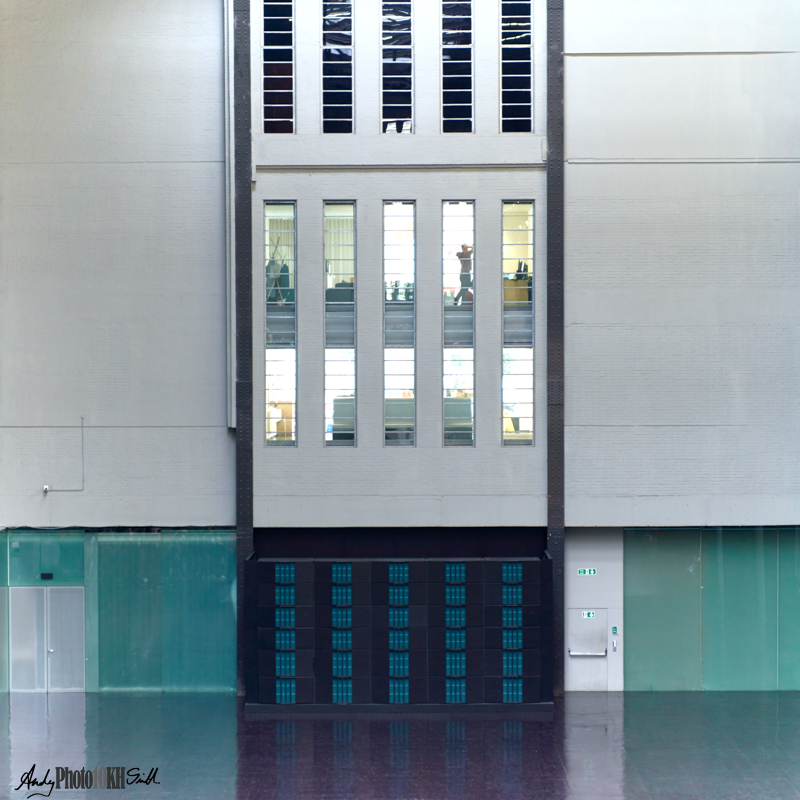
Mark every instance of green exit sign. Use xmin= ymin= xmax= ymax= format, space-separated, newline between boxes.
xmin=582 ymin=611 xmax=595 ymax=619
xmin=577 ymin=568 xmax=597 ymax=576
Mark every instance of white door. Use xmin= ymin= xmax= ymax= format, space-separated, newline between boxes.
xmin=9 ymin=587 xmax=85 ymax=692
xmin=566 ymin=607 xmax=608 ymax=691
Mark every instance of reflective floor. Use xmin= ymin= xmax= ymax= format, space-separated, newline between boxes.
xmin=2 ymin=692 xmax=800 ymax=799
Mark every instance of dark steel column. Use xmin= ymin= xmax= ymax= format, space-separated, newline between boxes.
xmin=546 ymin=0 xmax=565 ymax=695
xmin=234 ymin=0 xmax=254 ymax=697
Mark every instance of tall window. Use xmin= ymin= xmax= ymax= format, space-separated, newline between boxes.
xmin=441 ymin=1 xmax=473 ymax=132
xmin=324 ymin=203 xmax=356 ymax=446
xmin=502 ymin=202 xmax=534 ymax=444
xmin=383 ymin=202 xmax=416 ymax=446
xmin=265 ymin=204 xmax=297 ymax=445
xmin=501 ymin=2 xmax=533 ymax=132
xmin=382 ymin=0 xmax=412 ymax=133
xmin=322 ymin=1 xmax=354 ymax=133
xmin=263 ymin=0 xmax=294 ymax=133
xmin=443 ymin=201 xmax=475 ymax=446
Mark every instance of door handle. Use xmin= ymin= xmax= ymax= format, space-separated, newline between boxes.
xmin=568 ymin=649 xmax=607 ymax=657
xmin=48 ymin=649 xmax=54 ymax=654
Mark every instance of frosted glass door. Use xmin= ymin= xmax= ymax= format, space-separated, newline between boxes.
xmin=47 ymin=587 xmax=85 ymax=691
xmin=9 ymin=586 xmax=85 ymax=692
xmin=9 ymin=587 xmax=46 ymax=691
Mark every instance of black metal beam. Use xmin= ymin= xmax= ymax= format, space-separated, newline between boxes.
xmin=546 ymin=0 xmax=565 ymax=695
xmin=234 ymin=0 xmax=254 ymax=697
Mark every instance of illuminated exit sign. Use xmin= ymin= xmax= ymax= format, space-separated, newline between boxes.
xmin=577 ymin=568 xmax=597 ymax=576
xmin=582 ymin=611 xmax=595 ymax=619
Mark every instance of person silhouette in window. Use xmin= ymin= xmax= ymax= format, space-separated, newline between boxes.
xmin=453 ymin=243 xmax=474 ymax=305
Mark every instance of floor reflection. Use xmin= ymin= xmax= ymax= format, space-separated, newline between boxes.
xmin=4 ymin=693 xmax=800 ymax=799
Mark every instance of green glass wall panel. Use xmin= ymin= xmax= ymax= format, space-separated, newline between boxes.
xmin=0 ymin=537 xmax=8 ymax=586
xmin=160 ymin=533 xmax=236 ymax=691
xmin=778 ymin=527 xmax=800 ymax=689
xmin=9 ymin=531 xmax=84 ymax=585
xmin=96 ymin=531 xmax=236 ymax=692
xmin=0 ymin=588 xmax=7 ymax=692
xmin=700 ymin=527 xmax=778 ymax=690
xmin=98 ymin=535 xmax=163 ymax=689
xmin=624 ymin=529 xmax=702 ymax=690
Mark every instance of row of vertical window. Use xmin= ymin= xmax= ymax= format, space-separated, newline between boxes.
xmin=265 ymin=201 xmax=534 ymax=447
xmin=263 ymin=1 xmax=534 ymax=134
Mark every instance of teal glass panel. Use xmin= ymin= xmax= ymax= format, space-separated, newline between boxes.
xmin=97 ymin=531 xmax=236 ymax=692
xmin=624 ymin=528 xmax=702 ymax=690
xmin=9 ymin=530 xmax=84 ymax=585
xmin=0 ymin=587 xmax=7 ymax=692
xmin=98 ymin=534 xmax=163 ymax=689
xmin=701 ymin=527 xmax=778 ymax=690
xmin=777 ymin=528 xmax=800 ymax=689
xmin=0 ymin=535 xmax=8 ymax=586
xmin=160 ymin=532 xmax=236 ymax=691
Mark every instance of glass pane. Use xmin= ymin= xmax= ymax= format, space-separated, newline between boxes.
xmin=500 ymin=3 xmax=532 ymax=132
xmin=383 ymin=0 xmax=413 ymax=133
xmin=9 ymin=587 xmax=46 ymax=691
xmin=266 ymin=201 xmax=297 ymax=445
xmin=325 ymin=349 xmax=356 ymax=445
xmin=443 ymin=202 xmax=474 ymax=446
xmin=324 ymin=203 xmax=356 ymax=446
xmin=266 ymin=350 xmax=296 ymax=445
xmin=384 ymin=203 xmax=415 ymax=445
xmin=47 ymin=587 xmax=85 ymax=691
xmin=323 ymin=4 xmax=354 ymax=132
xmin=502 ymin=201 xmax=534 ymax=443
xmin=442 ymin=1 xmax=473 ymax=132
xmin=502 ymin=347 xmax=533 ymax=444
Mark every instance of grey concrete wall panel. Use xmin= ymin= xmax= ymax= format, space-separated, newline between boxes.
xmin=0 ymin=0 xmax=234 ymax=526
xmin=566 ymin=54 xmax=800 ymax=161
xmin=565 ymin=0 xmax=800 ymax=527
xmin=566 ymin=0 xmax=800 ymax=55
xmin=252 ymin=171 xmax=548 ymax=529
xmin=565 ymin=163 xmax=800 ymax=527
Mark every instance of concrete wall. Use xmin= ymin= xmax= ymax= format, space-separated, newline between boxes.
xmin=252 ymin=170 xmax=548 ymax=528
xmin=0 ymin=0 xmax=235 ymax=526
xmin=564 ymin=0 xmax=800 ymax=526
xmin=251 ymin=0 xmax=549 ymax=527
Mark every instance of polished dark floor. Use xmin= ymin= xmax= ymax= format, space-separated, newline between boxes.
xmin=2 ymin=692 xmax=800 ymax=799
